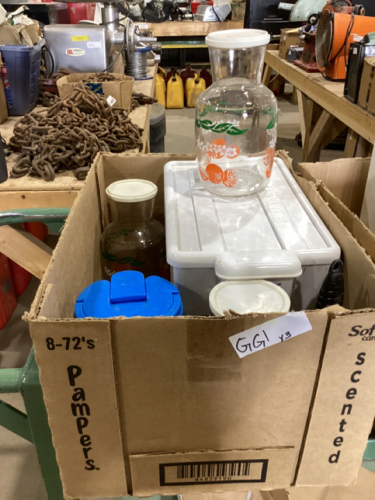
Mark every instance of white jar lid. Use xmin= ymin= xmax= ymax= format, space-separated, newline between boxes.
xmin=209 ymin=280 xmax=291 ymax=317
xmin=106 ymin=179 xmax=158 ymax=203
xmin=205 ymin=29 xmax=270 ymax=49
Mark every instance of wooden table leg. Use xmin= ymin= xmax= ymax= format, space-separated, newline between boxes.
xmin=296 ymin=90 xmax=311 ymax=150
xmin=296 ymin=91 xmax=317 ymax=161
xmin=345 ymin=129 xmax=373 ymax=158
xmin=262 ymin=64 xmax=273 ymax=86
xmin=0 ymin=226 xmax=52 ymax=279
xmin=302 ymin=107 xmax=346 ymax=162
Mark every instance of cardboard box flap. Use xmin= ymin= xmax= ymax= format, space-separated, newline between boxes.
xmin=30 ymin=319 xmax=127 ymax=499
xmin=130 ymin=448 xmax=297 ymax=495
xmin=318 ymin=184 xmax=375 ymax=266
xmin=28 ymin=168 xmax=103 ymax=321
xmin=296 ymin=311 xmax=375 ymax=487
xmin=298 ymin=159 xmax=370 ymax=217
xmin=298 ymin=159 xmax=375 ymax=277
xmin=291 ymin=174 xmax=375 ymax=311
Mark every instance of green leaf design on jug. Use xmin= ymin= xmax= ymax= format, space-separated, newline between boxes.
xmin=262 ymin=108 xmax=278 ymax=130
xmin=196 ymin=118 xmax=248 ymax=135
xmin=226 ymin=126 xmax=248 ymax=136
xmin=211 ymin=123 xmax=233 ymax=133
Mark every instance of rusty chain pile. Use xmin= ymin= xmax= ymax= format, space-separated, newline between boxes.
xmin=10 ymin=85 xmax=143 ymax=181
xmin=85 ymin=72 xmax=118 ymax=82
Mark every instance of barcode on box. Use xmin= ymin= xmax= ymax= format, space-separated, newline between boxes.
xmin=159 ymin=460 xmax=268 ymax=486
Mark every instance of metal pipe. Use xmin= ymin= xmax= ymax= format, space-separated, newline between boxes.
xmin=0 ymin=369 xmax=22 ymax=393
xmin=102 ymin=3 xmax=119 ymax=33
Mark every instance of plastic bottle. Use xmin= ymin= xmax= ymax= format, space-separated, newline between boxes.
xmin=166 ymin=67 xmax=179 ymax=82
xmin=156 ymin=68 xmax=166 ymax=107
xmin=166 ymin=70 xmax=184 ymax=109
xmin=181 ymin=66 xmax=196 ymax=86
xmin=100 ymin=179 xmax=167 ymax=279
xmin=200 ymin=68 xmax=212 ymax=89
xmin=196 ymin=29 xmax=278 ymax=198
xmin=180 ymin=65 xmax=196 ymax=102
xmin=158 ymin=66 xmax=167 ymax=83
xmin=186 ymin=74 xmax=206 ymax=108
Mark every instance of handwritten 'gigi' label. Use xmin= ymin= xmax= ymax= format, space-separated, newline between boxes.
xmin=229 ymin=312 xmax=312 ymax=359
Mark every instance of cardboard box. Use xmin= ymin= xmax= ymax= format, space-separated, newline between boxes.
xmin=279 ymin=29 xmax=303 ymax=60
xmin=261 ymin=466 xmax=375 ymax=500
xmin=57 ymin=73 xmax=134 ymax=111
xmin=28 ymin=152 xmax=375 ymax=500
xmin=358 ymin=57 xmax=375 ymax=114
xmin=182 ymin=492 xmax=262 ymax=500
xmin=231 ymin=1 xmax=246 ymax=21
xmin=0 ymin=23 xmax=40 ymax=46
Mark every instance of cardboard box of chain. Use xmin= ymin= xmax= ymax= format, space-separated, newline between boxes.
xmin=57 ymin=72 xmax=134 ymax=111
xmin=27 ymin=151 xmax=375 ymax=500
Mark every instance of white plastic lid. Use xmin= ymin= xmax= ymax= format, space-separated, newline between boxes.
xmin=209 ymin=280 xmax=291 ymax=317
xmin=205 ymin=29 xmax=270 ymax=49
xmin=106 ymin=179 xmax=158 ymax=203
xmin=215 ymin=250 xmax=302 ymax=280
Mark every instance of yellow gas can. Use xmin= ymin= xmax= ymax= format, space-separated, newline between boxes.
xmin=156 ymin=68 xmax=166 ymax=107
xmin=166 ymin=71 xmax=184 ymax=109
xmin=186 ymin=75 xmax=206 ymax=108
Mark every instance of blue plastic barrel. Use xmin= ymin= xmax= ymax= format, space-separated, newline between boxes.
xmin=0 ymin=40 xmax=44 ymax=115
xmin=75 ymin=271 xmax=183 ymax=319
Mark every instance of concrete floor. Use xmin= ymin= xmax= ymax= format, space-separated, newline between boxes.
xmin=0 ymin=92 xmax=350 ymax=500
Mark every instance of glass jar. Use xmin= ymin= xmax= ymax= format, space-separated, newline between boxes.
xmin=101 ymin=179 xmax=166 ymax=279
xmin=196 ymin=29 xmax=278 ymax=198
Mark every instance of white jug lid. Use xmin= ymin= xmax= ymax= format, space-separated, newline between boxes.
xmin=106 ymin=179 xmax=158 ymax=203
xmin=206 ymin=29 xmax=270 ymax=49
xmin=209 ymin=280 xmax=291 ymax=317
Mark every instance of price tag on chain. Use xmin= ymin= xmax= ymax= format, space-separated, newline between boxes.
xmin=107 ymin=95 xmax=116 ymax=107
xmin=229 ymin=312 xmax=312 ymax=359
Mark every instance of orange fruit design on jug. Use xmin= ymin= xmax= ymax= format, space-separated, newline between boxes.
xmin=263 ymin=147 xmax=275 ymax=178
xmin=199 ymin=139 xmax=239 ymax=188
xmin=206 ymin=163 xmax=224 ymax=184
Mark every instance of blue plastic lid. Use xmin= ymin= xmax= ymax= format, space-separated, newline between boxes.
xmin=75 ymin=271 xmax=183 ymax=319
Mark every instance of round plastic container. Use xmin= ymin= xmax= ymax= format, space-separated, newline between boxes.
xmin=100 ymin=179 xmax=166 ymax=279
xmin=75 ymin=270 xmax=183 ymax=318
xmin=209 ymin=280 xmax=291 ymax=317
xmin=196 ymin=29 xmax=278 ymax=198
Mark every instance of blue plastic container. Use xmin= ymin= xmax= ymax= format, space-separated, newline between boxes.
xmin=75 ymin=271 xmax=183 ymax=319
xmin=0 ymin=40 xmax=44 ymax=116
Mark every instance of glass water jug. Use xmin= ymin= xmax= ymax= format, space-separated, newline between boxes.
xmin=196 ymin=29 xmax=278 ymax=198
xmin=101 ymin=179 xmax=166 ymax=279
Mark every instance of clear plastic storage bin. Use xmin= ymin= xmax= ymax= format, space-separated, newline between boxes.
xmin=164 ymin=158 xmax=341 ymax=315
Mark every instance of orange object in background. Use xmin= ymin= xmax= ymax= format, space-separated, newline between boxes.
xmin=9 ymin=222 xmax=48 ymax=296
xmin=316 ymin=7 xmax=375 ymax=80
xmin=0 ymin=253 xmax=16 ymax=329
